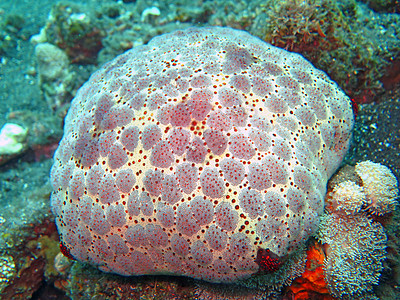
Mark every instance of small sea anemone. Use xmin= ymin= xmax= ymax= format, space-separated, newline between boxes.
xmin=355 ymin=161 xmax=398 ymax=216
xmin=318 ymin=213 xmax=387 ymax=299
xmin=326 ymin=180 xmax=366 ymax=215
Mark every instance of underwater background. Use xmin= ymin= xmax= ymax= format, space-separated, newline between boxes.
xmin=0 ymin=0 xmax=399 ymax=299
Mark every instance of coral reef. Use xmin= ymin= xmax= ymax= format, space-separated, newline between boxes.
xmin=26 ymin=0 xmax=400 ymax=106
xmin=256 ymin=0 xmax=342 ymax=53
xmin=288 ymin=241 xmax=331 ymax=300
xmin=0 ymin=216 xmax=61 ymax=299
xmin=0 ymin=13 xmax=27 ymax=57
xmin=327 ymin=180 xmax=366 ymax=215
xmin=34 ymin=43 xmax=69 ymax=81
xmin=0 ymin=0 xmax=399 ymax=299
xmin=67 ymin=263 xmax=195 ymax=300
xmin=34 ymin=42 xmax=75 ymax=111
xmin=42 ymin=3 xmax=104 ymax=64
xmin=319 ymin=213 xmax=387 ymax=299
xmin=318 ymin=161 xmax=399 ymax=299
xmin=0 ymin=122 xmax=29 ymax=166
xmin=0 ymin=123 xmax=28 ymax=155
xmin=0 ymin=255 xmax=15 ymax=293
xmin=205 ymin=0 xmax=400 ymax=103
xmin=50 ymin=26 xmax=354 ymax=293
xmin=355 ymin=160 xmax=398 ymax=216
xmin=325 ymin=160 xmax=399 ymax=217
xmin=194 ymin=247 xmax=307 ymax=299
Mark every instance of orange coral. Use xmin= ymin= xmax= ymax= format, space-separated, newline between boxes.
xmin=288 ymin=241 xmax=332 ymax=300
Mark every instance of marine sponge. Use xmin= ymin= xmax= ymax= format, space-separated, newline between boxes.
xmin=355 ymin=160 xmax=398 ymax=216
xmin=50 ymin=26 xmax=354 ymax=286
xmin=318 ymin=214 xmax=387 ymax=299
